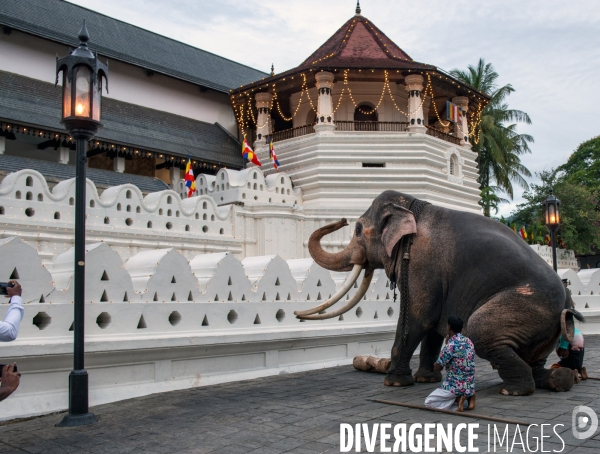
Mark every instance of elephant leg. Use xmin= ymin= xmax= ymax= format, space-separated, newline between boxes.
xmin=414 ymin=330 xmax=444 ymax=383
xmin=384 ymin=316 xmax=427 ymax=387
xmin=485 ymin=346 xmax=536 ymax=396
xmin=468 ymin=301 xmax=536 ymax=396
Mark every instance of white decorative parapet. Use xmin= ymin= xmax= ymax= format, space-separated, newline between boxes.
xmin=0 ymin=236 xmax=397 ymax=421
xmin=566 ymin=268 xmax=600 ymax=335
xmin=0 ymin=170 xmax=238 ymax=261
xmin=530 ymin=244 xmax=579 ymax=271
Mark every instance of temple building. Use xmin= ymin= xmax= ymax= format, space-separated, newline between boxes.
xmin=230 ymin=2 xmax=489 ymax=216
xmin=0 ymin=0 xmax=266 ymax=193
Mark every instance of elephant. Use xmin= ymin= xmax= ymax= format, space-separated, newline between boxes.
xmin=295 ymin=190 xmax=583 ymax=395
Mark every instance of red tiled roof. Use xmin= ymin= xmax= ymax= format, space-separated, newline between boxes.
xmin=296 ymin=14 xmax=429 ymax=71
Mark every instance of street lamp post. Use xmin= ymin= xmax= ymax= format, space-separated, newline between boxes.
xmin=55 ymin=20 xmax=108 ymax=428
xmin=543 ymin=188 xmax=561 ymax=272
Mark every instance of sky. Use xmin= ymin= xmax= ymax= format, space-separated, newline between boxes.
xmin=67 ymin=0 xmax=600 ymax=216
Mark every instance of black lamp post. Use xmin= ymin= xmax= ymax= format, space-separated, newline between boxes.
xmin=55 ymin=20 xmax=108 ymax=428
xmin=543 ymin=188 xmax=561 ymax=272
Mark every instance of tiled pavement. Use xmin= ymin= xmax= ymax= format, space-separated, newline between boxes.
xmin=1 ymin=337 xmax=600 ymax=453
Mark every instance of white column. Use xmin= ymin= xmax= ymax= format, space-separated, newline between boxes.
xmin=0 ymin=136 xmax=5 ymax=154
xmin=170 ymin=165 xmax=181 ymax=188
xmin=255 ymin=92 xmax=273 ymax=145
xmin=113 ymin=157 xmax=126 ymax=173
xmin=405 ymin=74 xmax=426 ymax=133
xmin=452 ymin=96 xmax=471 ymax=149
xmin=58 ymin=146 xmax=69 ymax=164
xmin=314 ymin=71 xmax=335 ymax=132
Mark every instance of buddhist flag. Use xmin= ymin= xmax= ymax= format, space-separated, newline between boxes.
xmin=242 ymin=136 xmax=261 ymax=166
xmin=519 ymin=226 xmax=527 ymax=240
xmin=269 ymin=139 xmax=280 ymax=171
xmin=446 ymin=101 xmax=463 ymax=124
xmin=184 ymin=157 xmax=196 ymax=198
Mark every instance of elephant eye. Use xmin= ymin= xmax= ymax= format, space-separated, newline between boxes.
xmin=355 ymin=222 xmax=363 ymax=237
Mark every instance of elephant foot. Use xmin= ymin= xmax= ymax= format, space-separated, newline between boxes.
xmin=384 ymin=373 xmax=415 ymax=387
xmin=499 ymin=382 xmax=535 ymax=396
xmin=549 ymin=367 xmax=574 ymax=392
xmin=414 ymin=368 xmax=442 ymax=383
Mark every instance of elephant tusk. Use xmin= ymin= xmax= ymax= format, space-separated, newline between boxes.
xmin=296 ymin=269 xmax=374 ymax=320
xmin=294 ymin=264 xmax=363 ymax=317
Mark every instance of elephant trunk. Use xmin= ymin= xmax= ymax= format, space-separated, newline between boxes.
xmin=308 ymin=218 xmax=354 ymax=272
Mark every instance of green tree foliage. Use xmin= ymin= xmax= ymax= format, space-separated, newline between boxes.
xmin=511 ymin=150 xmax=600 ymax=255
xmin=450 ymin=59 xmax=533 ymax=217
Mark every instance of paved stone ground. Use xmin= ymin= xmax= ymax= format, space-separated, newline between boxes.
xmin=1 ymin=337 xmax=600 ymax=453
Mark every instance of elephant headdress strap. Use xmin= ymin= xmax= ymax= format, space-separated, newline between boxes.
xmin=389 ymin=198 xmax=430 ymax=346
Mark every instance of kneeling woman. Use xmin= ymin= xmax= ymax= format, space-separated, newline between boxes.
xmin=425 ymin=316 xmax=476 ymax=412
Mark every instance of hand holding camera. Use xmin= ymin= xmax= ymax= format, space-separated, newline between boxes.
xmin=0 ymin=281 xmax=21 ymax=299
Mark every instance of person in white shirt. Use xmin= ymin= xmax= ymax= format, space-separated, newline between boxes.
xmin=0 ymin=281 xmax=23 ymax=342
xmin=0 ymin=281 xmax=23 ymax=402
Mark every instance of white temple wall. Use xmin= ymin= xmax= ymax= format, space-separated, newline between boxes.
xmin=0 ymin=236 xmax=397 ymax=420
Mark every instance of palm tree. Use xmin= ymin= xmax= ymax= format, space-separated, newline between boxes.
xmin=450 ymin=59 xmax=533 ymax=216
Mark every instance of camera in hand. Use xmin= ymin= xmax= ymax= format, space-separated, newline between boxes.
xmin=0 ymin=282 xmax=14 ymax=296
xmin=0 ymin=364 xmax=18 ymax=378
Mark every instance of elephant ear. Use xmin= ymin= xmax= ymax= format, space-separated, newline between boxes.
xmin=382 ymin=205 xmax=417 ymax=257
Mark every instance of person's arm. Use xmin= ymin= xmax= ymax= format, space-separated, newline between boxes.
xmin=0 ymin=364 xmax=20 ymax=402
xmin=0 ymin=282 xmax=23 ymax=342
xmin=435 ymin=341 xmax=454 ymax=372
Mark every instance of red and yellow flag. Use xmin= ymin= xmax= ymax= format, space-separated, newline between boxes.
xmin=184 ymin=157 xmax=195 ymax=198
xmin=242 ymin=136 xmax=261 ymax=166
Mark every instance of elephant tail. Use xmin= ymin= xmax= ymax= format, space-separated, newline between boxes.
xmin=560 ymin=308 xmax=585 ymax=343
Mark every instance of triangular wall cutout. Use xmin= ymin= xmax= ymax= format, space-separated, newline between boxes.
xmin=287 ymin=293 xmax=291 ymax=300
xmin=215 ymin=294 xmax=219 ymax=301
xmin=39 ymin=294 xmax=45 ymax=303
xmin=262 ymin=292 xmax=267 ymax=301
xmin=386 ymin=293 xmax=390 ymax=299
xmin=101 ymin=270 xmax=109 ymax=281
xmin=306 ymin=294 xmax=310 ymax=301
xmin=9 ymin=268 xmax=19 ymax=280
xmin=153 ymin=292 xmax=158 ymax=301
xmin=188 ymin=291 xmax=194 ymax=301
xmin=137 ymin=315 xmax=147 ymax=329
xmin=228 ymin=277 xmax=232 ymax=285
xmin=317 ymin=293 xmax=321 ymax=300
xmin=354 ymin=282 xmax=358 ymax=289
xmin=100 ymin=290 xmax=108 ymax=302
xmin=374 ymin=311 xmax=379 ymax=319
xmin=275 ymin=292 xmax=280 ymax=301
xmin=317 ymin=280 xmax=322 ymax=287
xmin=275 ymin=277 xmax=280 ymax=286
xmin=123 ymin=292 xmax=129 ymax=302
xmin=69 ymin=322 xmax=74 ymax=331
xmin=201 ymin=315 xmax=209 ymax=326
xmin=228 ymin=291 xmax=233 ymax=301
xmin=241 ymin=294 xmax=246 ymax=301
xmin=339 ymin=315 xmax=344 ymax=321
xmin=254 ymin=314 xmax=261 ymax=324
xmin=171 ymin=276 xmax=176 ymax=283
xmin=171 ymin=293 xmax=177 ymax=301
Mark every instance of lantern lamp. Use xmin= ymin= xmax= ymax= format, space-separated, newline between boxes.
xmin=543 ymin=188 xmax=561 ymax=272
xmin=56 ymin=20 xmax=108 ymax=137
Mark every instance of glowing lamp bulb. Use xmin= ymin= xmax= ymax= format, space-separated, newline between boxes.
xmin=550 ymin=215 xmax=556 ymax=224
xmin=75 ymin=103 xmax=85 ymax=115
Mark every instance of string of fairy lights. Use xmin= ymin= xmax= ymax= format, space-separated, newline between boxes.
xmin=0 ymin=121 xmax=227 ymax=172
xmin=233 ymin=69 xmax=484 ymax=140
